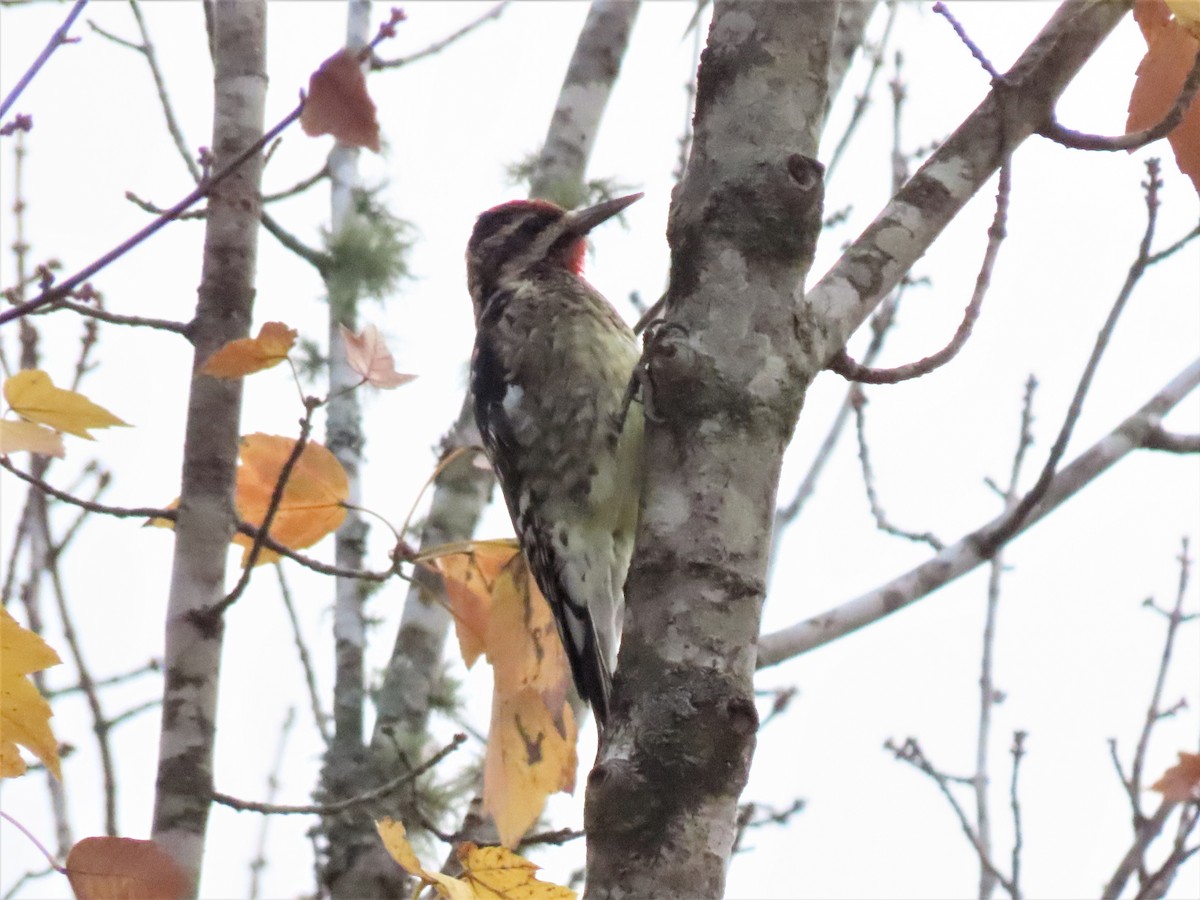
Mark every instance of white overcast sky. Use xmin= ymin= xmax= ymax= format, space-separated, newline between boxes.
xmin=1 ymin=2 xmax=1198 ymax=899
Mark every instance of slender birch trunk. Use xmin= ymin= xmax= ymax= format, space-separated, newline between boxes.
xmin=151 ymin=2 xmax=267 ymax=894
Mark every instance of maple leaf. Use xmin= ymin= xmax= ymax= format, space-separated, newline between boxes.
xmin=65 ymin=836 xmax=187 ymax=900
xmin=427 ymin=539 xmax=522 ymax=668
xmin=201 ymin=321 xmax=297 ymax=378
xmin=1167 ymin=0 xmax=1200 ymax=39
xmin=422 ymin=540 xmax=577 ymax=846
xmin=232 ymin=434 xmax=349 ymax=565
xmin=484 ymin=688 xmax=578 ymax=848
xmin=1129 ymin=0 xmax=1200 ymax=192
xmin=0 ymin=419 xmax=65 ymax=458
xmin=376 ymin=818 xmax=575 ymax=900
xmin=1150 ymin=751 xmax=1200 ymax=802
xmin=301 ymin=49 xmax=381 ymax=152
xmin=0 ymin=606 xmax=62 ymax=780
xmin=3 ymin=369 xmax=129 ymax=439
xmin=457 ymin=842 xmax=576 ymax=899
xmin=338 ymin=323 xmax=416 ymax=388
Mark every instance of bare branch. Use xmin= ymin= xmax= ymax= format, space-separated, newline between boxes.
xmin=758 ymin=358 xmax=1200 ymax=667
xmin=1143 ymin=428 xmax=1200 ymax=453
xmin=0 ymin=0 xmax=87 ymax=122
xmin=979 ymin=159 xmax=1162 ymax=556
xmin=0 ymin=457 xmax=175 ymax=520
xmin=372 ymin=2 xmax=508 ymax=69
xmin=1040 ymin=49 xmax=1200 ymax=152
xmin=829 ymin=151 xmax=1010 ymax=384
xmin=40 ymin=297 xmax=189 ymax=334
xmin=886 ymin=737 xmax=1018 ymax=898
xmin=212 ymin=733 xmax=466 ymax=815
xmin=850 ymin=386 xmax=944 ymax=550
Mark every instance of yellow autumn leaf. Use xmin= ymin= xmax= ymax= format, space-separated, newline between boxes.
xmin=1166 ymin=0 xmax=1200 ymax=38
xmin=458 ymin=842 xmax=576 ymax=899
xmin=3 ymin=369 xmax=129 ymax=439
xmin=0 ymin=606 xmax=62 ymax=780
xmin=0 ymin=419 xmax=65 ymax=458
xmin=484 ymin=688 xmax=577 ymax=849
xmin=201 ymin=321 xmax=297 ymax=378
xmin=231 ymin=434 xmax=348 ymax=565
xmin=421 ymin=541 xmax=577 ymax=847
xmin=376 ymin=819 xmax=574 ymax=900
xmin=375 ymin=818 xmax=475 ymax=900
xmin=487 ymin=552 xmax=572 ymax=704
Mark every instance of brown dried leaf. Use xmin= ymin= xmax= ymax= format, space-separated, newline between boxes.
xmin=301 ymin=49 xmax=381 ymax=152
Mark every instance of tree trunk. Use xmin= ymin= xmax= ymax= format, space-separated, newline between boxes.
xmin=151 ymin=2 xmax=267 ymax=894
xmin=584 ymin=2 xmax=835 ymax=896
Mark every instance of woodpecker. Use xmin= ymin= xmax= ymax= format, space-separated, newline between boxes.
xmin=467 ymin=193 xmax=644 ymax=730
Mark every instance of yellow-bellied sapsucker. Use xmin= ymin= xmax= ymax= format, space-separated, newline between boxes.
xmin=467 ymin=193 xmax=644 ymax=730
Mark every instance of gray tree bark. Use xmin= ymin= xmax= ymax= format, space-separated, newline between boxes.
xmin=585 ymin=0 xmax=1136 ymax=896
xmin=584 ymin=3 xmax=836 ymax=896
xmin=150 ymin=2 xmax=267 ymax=894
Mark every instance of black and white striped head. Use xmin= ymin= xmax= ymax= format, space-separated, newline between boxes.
xmin=465 ymin=193 xmax=642 ymax=314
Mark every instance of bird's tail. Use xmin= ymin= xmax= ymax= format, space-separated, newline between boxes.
xmin=557 ymin=595 xmax=613 ymax=730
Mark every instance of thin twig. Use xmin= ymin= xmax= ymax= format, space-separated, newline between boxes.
xmin=208 ymin=401 xmax=320 ymax=618
xmin=261 ymin=211 xmax=330 ymax=273
xmin=212 ymin=733 xmax=466 ymax=815
xmin=372 ymin=2 xmax=508 ymax=69
xmin=978 ymin=159 xmax=1163 ymax=557
xmin=264 ymin=164 xmax=329 ymax=203
xmin=275 ymin=566 xmax=330 ymax=743
xmin=41 ymin=511 xmax=119 ymax=834
xmin=0 ymin=0 xmax=88 ymax=121
xmin=827 ymin=0 xmax=900 ymax=181
xmin=1009 ymin=731 xmax=1026 ymax=898
xmin=1132 ymin=539 xmax=1192 ymax=802
xmin=830 ymin=152 xmax=1010 ymax=383
xmin=45 ymin=660 xmax=160 ymax=698
xmin=850 ymin=386 xmax=944 ymax=550
xmin=976 ymin=375 xmax=1036 ymax=900
xmin=932 ymin=1 xmax=1002 ymax=80
xmin=39 ymin=297 xmax=189 ymax=334
xmin=1040 ymin=49 xmax=1200 ymax=152
xmin=0 ymin=102 xmax=304 ymax=326
xmin=128 ymin=0 xmax=203 ymax=180
xmin=887 ymin=736 xmax=1018 ymax=898
xmin=0 ymin=457 xmax=175 ymax=519
xmin=248 ymin=708 xmax=295 ymax=899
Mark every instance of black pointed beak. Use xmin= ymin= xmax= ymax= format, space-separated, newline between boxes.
xmin=563 ymin=192 xmax=643 ymax=236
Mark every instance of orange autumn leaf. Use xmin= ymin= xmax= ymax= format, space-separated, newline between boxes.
xmin=338 ymin=323 xmax=416 ymax=388
xmin=1 ymin=606 xmax=62 ymax=780
xmin=65 ymin=837 xmax=187 ymax=900
xmin=0 ymin=419 xmax=65 ymax=458
xmin=1128 ymin=0 xmax=1200 ymax=192
xmin=232 ymin=434 xmax=349 ymax=565
xmin=426 ymin=539 xmax=522 ymax=667
xmin=301 ymin=49 xmax=381 ymax=152
xmin=3 ymin=369 xmax=129 ymax=440
xmin=1150 ymin=751 xmax=1200 ymax=802
xmin=201 ymin=321 xmax=297 ymax=378
xmin=486 ymin=551 xmax=572 ymax=708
